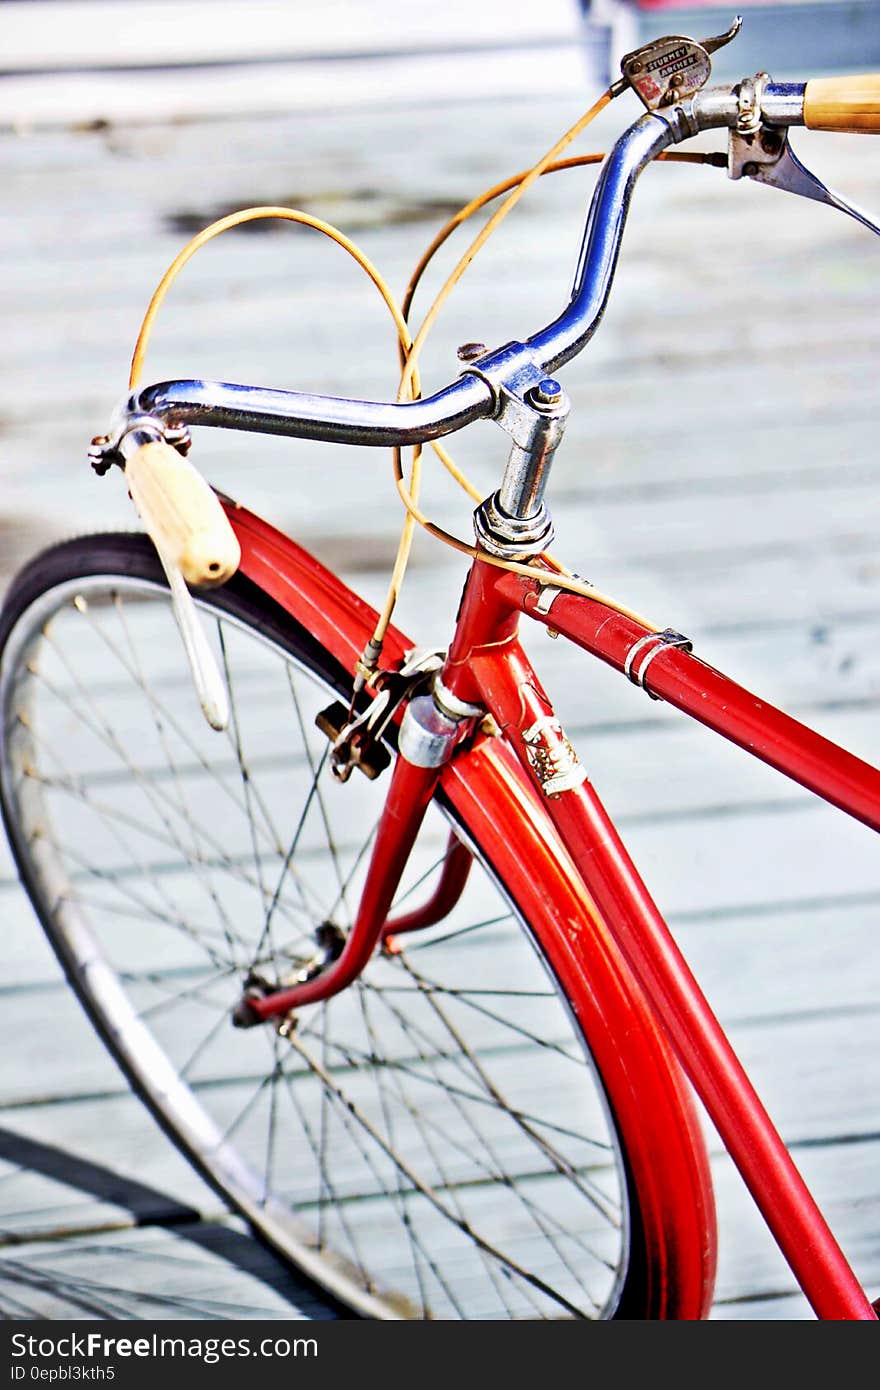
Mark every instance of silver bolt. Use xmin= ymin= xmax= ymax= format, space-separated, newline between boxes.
xmin=88 ymin=435 xmax=114 ymax=476
xmin=529 ymin=377 xmax=563 ymax=407
xmin=457 ymin=342 xmax=488 ymax=363
xmin=164 ymin=422 xmax=192 ymax=456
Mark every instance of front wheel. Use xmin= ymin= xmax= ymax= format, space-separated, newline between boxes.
xmin=0 ymin=533 xmax=716 ymax=1319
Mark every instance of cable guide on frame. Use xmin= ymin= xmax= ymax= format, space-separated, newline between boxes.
xmin=625 ymin=628 xmax=693 ymax=699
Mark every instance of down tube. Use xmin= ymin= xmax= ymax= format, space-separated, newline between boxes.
xmin=468 ymin=640 xmax=876 ymax=1321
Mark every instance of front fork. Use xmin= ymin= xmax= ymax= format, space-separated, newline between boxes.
xmin=233 ymin=693 xmax=475 ymax=1026
xmin=231 ymin=556 xmax=526 ymax=1030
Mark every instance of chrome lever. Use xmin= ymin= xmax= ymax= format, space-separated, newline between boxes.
xmin=728 ymin=119 xmax=878 ymax=241
xmin=743 ymin=135 xmax=880 ymax=239
xmin=98 ymin=419 xmax=232 ymax=733
xmin=700 ymin=15 xmax=744 ymax=56
xmin=159 ymin=553 xmax=230 ymax=732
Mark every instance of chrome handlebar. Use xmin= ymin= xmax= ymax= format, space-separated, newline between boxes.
xmin=112 ymin=82 xmax=808 ymax=454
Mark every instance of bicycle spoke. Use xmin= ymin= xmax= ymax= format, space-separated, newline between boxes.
xmin=395 ymin=969 xmax=586 ymax=1065
xmin=353 ymin=986 xmax=446 ymax=1317
xmin=271 ymin=1046 xmax=375 ymax=1290
xmin=282 ymin=1029 xmax=590 ymax=1318
xmin=179 ymin=1006 xmax=240 ymax=1080
xmin=26 ymin=666 xmax=316 ymax=940
xmin=32 ymin=772 xmax=253 ymax=955
xmin=44 ymin=609 xmax=328 ymax=931
xmin=350 ymin=1036 xmax=606 ymax=1311
xmin=217 ymin=623 xmax=297 ymax=980
xmin=401 ymin=954 xmax=618 ymax=1222
xmin=286 ymin=666 xmax=352 ymax=927
xmin=116 ymin=596 xmax=245 ymax=970
xmin=322 ymin=813 xmax=381 ymax=928
xmin=355 ymin=972 xmax=621 ymax=1264
xmin=70 ymin=597 xmax=291 ymax=852
xmin=404 ymin=911 xmax=513 ymax=952
xmin=306 ymin=1028 xmax=611 ymax=1156
xmin=135 ymin=962 xmax=242 ymax=1023
xmin=258 ymin=742 xmax=333 ymax=955
xmin=354 ymin=983 xmax=551 ymax=1317
xmin=0 ymin=562 xmax=644 ymax=1319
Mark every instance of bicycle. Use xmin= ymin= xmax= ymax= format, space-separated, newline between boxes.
xmin=1 ymin=19 xmax=879 ymax=1319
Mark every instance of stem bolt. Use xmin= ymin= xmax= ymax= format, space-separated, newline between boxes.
xmin=529 ymin=377 xmax=563 ymax=407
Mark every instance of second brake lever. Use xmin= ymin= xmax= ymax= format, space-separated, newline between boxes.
xmin=90 ymin=426 xmax=240 ymax=732
xmin=729 ymin=76 xmax=880 ymax=239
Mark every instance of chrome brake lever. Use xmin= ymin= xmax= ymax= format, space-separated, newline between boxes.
xmin=160 ymin=555 xmax=230 ymax=733
xmin=701 ymin=16 xmax=744 ymax=57
xmin=95 ymin=422 xmax=232 ymax=734
xmin=729 ymin=107 xmax=880 ymax=239
xmin=752 ymin=140 xmax=880 ymax=238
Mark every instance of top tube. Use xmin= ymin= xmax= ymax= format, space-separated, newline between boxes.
xmin=121 ymin=82 xmax=806 ymax=451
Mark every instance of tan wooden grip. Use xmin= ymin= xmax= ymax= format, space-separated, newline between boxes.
xmin=125 ymin=440 xmax=240 ymax=587
xmin=803 ymin=74 xmax=880 ymax=132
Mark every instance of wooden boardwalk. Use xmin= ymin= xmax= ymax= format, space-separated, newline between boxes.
xmin=1 ymin=2 xmax=880 ymax=1321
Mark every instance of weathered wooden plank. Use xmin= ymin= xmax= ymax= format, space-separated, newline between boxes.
xmin=0 ymin=1215 xmax=338 ymax=1319
xmin=709 ymin=1138 xmax=880 ymax=1316
xmin=0 ymin=1116 xmax=217 ymax=1243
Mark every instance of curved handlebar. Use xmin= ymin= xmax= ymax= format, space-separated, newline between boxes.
xmin=527 ymin=114 xmax=674 ymax=373
xmin=118 ymin=80 xmax=821 ymax=452
xmin=131 ymin=371 xmax=496 ymax=448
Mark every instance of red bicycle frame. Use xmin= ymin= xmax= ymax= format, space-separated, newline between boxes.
xmin=228 ymin=498 xmax=878 ymax=1320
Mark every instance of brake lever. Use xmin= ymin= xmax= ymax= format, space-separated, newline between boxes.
xmin=160 ymin=555 xmax=230 ymax=732
xmin=729 ymin=109 xmax=880 ymax=239
xmin=90 ymin=421 xmax=235 ymax=734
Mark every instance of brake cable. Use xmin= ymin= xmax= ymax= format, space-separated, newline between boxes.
xmin=125 ymin=97 xmax=722 ymax=688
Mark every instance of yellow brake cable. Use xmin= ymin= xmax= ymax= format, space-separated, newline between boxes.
xmin=127 ymin=98 xmax=720 ymax=687
xmin=379 ymin=144 xmax=718 ymax=662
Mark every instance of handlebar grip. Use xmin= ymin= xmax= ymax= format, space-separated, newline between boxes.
xmin=803 ymin=74 xmax=880 ymax=132
xmin=124 ymin=440 xmax=241 ymax=587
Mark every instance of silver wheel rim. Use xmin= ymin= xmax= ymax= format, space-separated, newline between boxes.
xmin=0 ymin=568 xmax=631 ymax=1319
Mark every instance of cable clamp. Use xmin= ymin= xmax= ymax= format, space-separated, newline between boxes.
xmin=624 ymin=628 xmax=693 ymax=700
xmin=534 ymin=573 xmax=591 ymax=616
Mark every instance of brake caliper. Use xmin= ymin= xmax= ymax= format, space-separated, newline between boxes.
xmin=315 ymin=648 xmax=445 ymax=783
